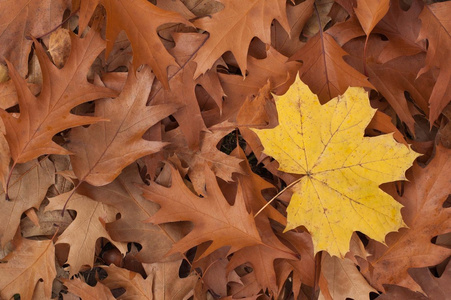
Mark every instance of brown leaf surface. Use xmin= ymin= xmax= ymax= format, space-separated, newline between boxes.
xmin=219 ymin=47 xmax=300 ymax=122
xmin=290 ymin=32 xmax=374 ymax=103
xmin=76 ymin=164 xmax=184 ymax=263
xmin=360 ymin=144 xmax=451 ymax=292
xmin=164 ymin=121 xmax=244 ymax=195
xmin=101 ymin=262 xmax=196 ymax=299
xmin=373 ymin=0 xmax=424 ymax=63
xmin=62 ymin=277 xmax=115 ymax=300
xmin=149 ymin=32 xmax=224 ymax=150
xmin=0 ymin=0 xmax=70 ymax=76
xmin=68 ymin=66 xmax=176 ymax=186
xmin=319 ymin=254 xmax=376 ymax=300
xmin=354 ymin=0 xmax=390 ymax=36
xmin=143 ymin=165 xmax=262 ymax=258
xmin=192 ymin=0 xmax=290 ymax=77
xmin=0 ymin=235 xmax=56 ymax=300
xmin=78 ymin=0 xmax=191 ymax=88
xmin=46 ymin=191 xmax=127 ymax=276
xmin=0 ymin=158 xmax=54 ymax=246
xmin=0 ymin=28 xmax=117 ymax=164
xmin=408 ymin=260 xmax=451 ymax=299
xmin=417 ymin=2 xmax=451 ymax=124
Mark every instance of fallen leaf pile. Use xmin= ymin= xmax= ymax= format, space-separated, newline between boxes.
xmin=0 ymin=0 xmax=449 ymax=299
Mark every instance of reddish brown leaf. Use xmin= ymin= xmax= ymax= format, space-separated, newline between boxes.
xmin=143 ymin=165 xmax=262 ymax=258
xmin=360 ymin=144 xmax=451 ymax=292
xmin=192 ymin=0 xmax=290 ymax=77
xmin=290 ymin=32 xmax=374 ymax=103
xmin=0 ymin=28 xmax=117 ymax=165
xmin=354 ymin=0 xmax=390 ymax=36
xmin=149 ymin=32 xmax=224 ymax=150
xmin=417 ymin=2 xmax=451 ymax=124
xmin=0 ymin=0 xmax=70 ymax=76
xmin=164 ymin=121 xmax=245 ymax=195
xmin=68 ymin=66 xmax=176 ymax=186
xmin=78 ymin=0 xmax=191 ymax=88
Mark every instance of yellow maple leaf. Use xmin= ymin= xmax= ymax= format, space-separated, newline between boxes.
xmin=252 ymin=76 xmax=420 ymax=257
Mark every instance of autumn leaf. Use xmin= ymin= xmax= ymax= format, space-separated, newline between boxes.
xmin=0 ymin=158 xmax=54 ymax=246
xmin=0 ymin=0 xmax=70 ymax=76
xmin=0 ymin=27 xmax=117 ymax=165
xmin=76 ymin=164 xmax=184 ymax=263
xmin=0 ymin=235 xmax=56 ymax=300
xmin=192 ymin=0 xmax=290 ymax=78
xmin=354 ymin=0 xmax=390 ymax=36
xmin=163 ymin=121 xmax=245 ymax=195
xmin=417 ymin=2 xmax=451 ymax=124
xmin=319 ymin=254 xmax=376 ymax=300
xmin=142 ymin=164 xmax=262 ymax=258
xmin=252 ymin=76 xmax=420 ymax=257
xmin=100 ymin=262 xmax=197 ymax=299
xmin=68 ymin=65 xmax=177 ymax=186
xmin=149 ymin=32 xmax=224 ymax=150
xmin=78 ymin=0 xmax=191 ymax=88
xmin=62 ymin=277 xmax=115 ymax=300
xmin=290 ymin=32 xmax=374 ymax=103
xmin=46 ymin=191 xmax=127 ymax=276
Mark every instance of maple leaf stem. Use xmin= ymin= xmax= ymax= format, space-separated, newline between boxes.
xmin=26 ymin=8 xmax=80 ymax=40
xmin=254 ymin=177 xmax=302 ymax=218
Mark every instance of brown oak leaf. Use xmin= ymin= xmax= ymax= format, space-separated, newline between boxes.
xmin=359 ymin=144 xmax=451 ymax=292
xmin=62 ymin=277 xmax=115 ymax=300
xmin=290 ymin=32 xmax=374 ymax=103
xmin=0 ymin=158 xmax=54 ymax=246
xmin=192 ymin=0 xmax=290 ymax=77
xmin=0 ymin=27 xmax=117 ymax=166
xmin=0 ymin=0 xmax=70 ymax=76
xmin=143 ymin=164 xmax=262 ymax=258
xmin=76 ymin=164 xmax=185 ymax=263
xmin=417 ymin=2 xmax=451 ymax=124
xmin=46 ymin=191 xmax=127 ymax=276
xmin=78 ymin=0 xmax=191 ymax=88
xmin=164 ymin=121 xmax=245 ymax=195
xmin=149 ymin=32 xmax=224 ymax=150
xmin=0 ymin=235 xmax=56 ymax=300
xmin=68 ymin=65 xmax=176 ymax=186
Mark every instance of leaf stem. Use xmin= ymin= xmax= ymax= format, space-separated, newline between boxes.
xmin=254 ymin=177 xmax=302 ymax=218
xmin=4 ymin=161 xmax=16 ymax=201
xmin=61 ymin=180 xmax=82 ymax=216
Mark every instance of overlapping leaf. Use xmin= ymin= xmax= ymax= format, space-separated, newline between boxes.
xmin=0 ymin=28 xmax=116 ymax=165
xmin=78 ymin=0 xmax=191 ymax=87
xmin=68 ymin=66 xmax=176 ymax=186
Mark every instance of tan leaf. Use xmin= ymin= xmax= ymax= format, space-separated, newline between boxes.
xmin=0 ymin=158 xmax=54 ymax=246
xmin=0 ymin=235 xmax=56 ymax=300
xmin=46 ymin=191 xmax=127 ymax=276
xmin=68 ymin=65 xmax=176 ymax=186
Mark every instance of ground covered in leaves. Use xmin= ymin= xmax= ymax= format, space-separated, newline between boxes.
xmin=0 ymin=0 xmax=450 ymax=299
